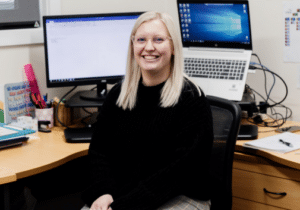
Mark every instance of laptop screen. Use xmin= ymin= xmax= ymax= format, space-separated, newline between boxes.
xmin=177 ymin=0 xmax=252 ymax=50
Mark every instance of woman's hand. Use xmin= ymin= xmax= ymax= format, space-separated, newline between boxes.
xmin=90 ymin=194 xmax=113 ymax=210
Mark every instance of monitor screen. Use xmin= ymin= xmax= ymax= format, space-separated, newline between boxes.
xmin=43 ymin=12 xmax=143 ymax=101
xmin=177 ymin=0 xmax=252 ymax=49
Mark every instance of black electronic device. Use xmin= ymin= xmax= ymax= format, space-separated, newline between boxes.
xmin=38 ymin=120 xmax=51 ymax=133
xmin=0 ymin=137 xmax=29 ymax=149
xmin=237 ymin=90 xmax=258 ymax=140
xmin=237 ymin=124 xmax=258 ymax=140
xmin=43 ymin=12 xmax=143 ymax=102
xmin=64 ymin=127 xmax=94 ymax=143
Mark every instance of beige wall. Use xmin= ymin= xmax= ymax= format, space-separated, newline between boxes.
xmin=0 ymin=0 xmax=299 ymax=121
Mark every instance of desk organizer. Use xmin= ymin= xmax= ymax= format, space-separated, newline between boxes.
xmin=35 ymin=107 xmax=54 ymax=128
xmin=53 ymin=101 xmax=71 ymax=127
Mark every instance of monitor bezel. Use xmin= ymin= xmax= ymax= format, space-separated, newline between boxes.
xmin=43 ymin=12 xmax=144 ymax=88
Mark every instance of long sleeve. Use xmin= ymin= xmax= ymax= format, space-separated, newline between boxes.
xmin=81 ymin=81 xmax=214 ymax=210
xmin=110 ymin=91 xmax=214 ymax=210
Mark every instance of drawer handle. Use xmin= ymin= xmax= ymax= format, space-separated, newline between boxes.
xmin=263 ymin=188 xmax=287 ymax=196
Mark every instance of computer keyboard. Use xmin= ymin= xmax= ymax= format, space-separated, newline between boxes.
xmin=184 ymin=58 xmax=247 ymax=80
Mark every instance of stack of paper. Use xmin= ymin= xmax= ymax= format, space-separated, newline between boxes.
xmin=0 ymin=123 xmax=35 ymax=149
xmin=243 ymin=132 xmax=300 ymax=154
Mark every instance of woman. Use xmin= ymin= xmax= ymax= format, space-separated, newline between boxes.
xmin=81 ymin=11 xmax=214 ymax=210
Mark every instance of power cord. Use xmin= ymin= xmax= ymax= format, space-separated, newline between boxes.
xmin=250 ymin=54 xmax=277 ymax=104
xmin=249 ymin=62 xmax=288 ymax=108
xmin=245 ymin=54 xmax=292 ymax=128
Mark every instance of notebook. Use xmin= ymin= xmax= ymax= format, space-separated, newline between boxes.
xmin=177 ymin=0 xmax=253 ymax=101
xmin=0 ymin=123 xmax=35 ymax=149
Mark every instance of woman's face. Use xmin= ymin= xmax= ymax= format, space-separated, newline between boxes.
xmin=133 ymin=19 xmax=173 ymax=76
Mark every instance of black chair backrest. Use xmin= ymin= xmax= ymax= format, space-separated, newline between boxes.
xmin=207 ymin=95 xmax=241 ymax=210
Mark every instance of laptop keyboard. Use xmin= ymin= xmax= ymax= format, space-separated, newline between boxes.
xmin=184 ymin=58 xmax=247 ymax=80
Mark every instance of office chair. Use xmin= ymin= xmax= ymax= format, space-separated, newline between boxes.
xmin=207 ymin=95 xmax=242 ymax=210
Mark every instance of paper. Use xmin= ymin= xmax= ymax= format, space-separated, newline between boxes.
xmin=0 ymin=123 xmax=35 ymax=141
xmin=243 ymin=132 xmax=300 ymax=153
xmin=283 ymin=1 xmax=300 ymax=62
xmin=0 ymin=126 xmax=18 ymax=136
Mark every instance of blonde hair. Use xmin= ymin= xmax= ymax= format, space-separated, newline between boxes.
xmin=117 ymin=11 xmax=200 ymax=110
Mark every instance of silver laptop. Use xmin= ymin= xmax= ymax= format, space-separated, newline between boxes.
xmin=177 ymin=0 xmax=253 ymax=101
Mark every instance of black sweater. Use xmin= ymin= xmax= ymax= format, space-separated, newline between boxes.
xmin=81 ymin=79 xmax=214 ymax=210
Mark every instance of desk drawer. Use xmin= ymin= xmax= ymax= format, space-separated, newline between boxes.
xmin=233 ymin=168 xmax=300 ymax=209
xmin=233 ymin=197 xmax=286 ymax=210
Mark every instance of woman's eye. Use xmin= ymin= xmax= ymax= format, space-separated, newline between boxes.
xmin=154 ymin=38 xmax=164 ymax=42
xmin=137 ymin=38 xmax=146 ymax=42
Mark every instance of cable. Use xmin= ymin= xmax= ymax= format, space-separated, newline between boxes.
xmin=55 ymin=86 xmax=77 ymax=128
xmin=246 ymin=84 xmax=292 ymax=128
xmin=249 ymin=62 xmax=288 ymax=108
xmin=82 ymin=107 xmax=93 ymax=115
xmin=251 ymin=54 xmax=276 ymax=104
xmin=246 ymin=53 xmax=291 ymax=128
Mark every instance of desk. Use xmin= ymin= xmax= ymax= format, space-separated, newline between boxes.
xmin=232 ymin=121 xmax=300 ymax=210
xmin=0 ymin=127 xmax=89 ymax=209
xmin=1 ymin=123 xmax=300 ymax=209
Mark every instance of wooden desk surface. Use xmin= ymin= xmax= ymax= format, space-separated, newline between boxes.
xmin=0 ymin=127 xmax=89 ymax=185
xmin=1 ymin=121 xmax=300 ymax=185
xmin=235 ymin=121 xmax=300 ymax=170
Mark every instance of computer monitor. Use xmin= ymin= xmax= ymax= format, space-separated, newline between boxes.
xmin=43 ymin=12 xmax=143 ymax=101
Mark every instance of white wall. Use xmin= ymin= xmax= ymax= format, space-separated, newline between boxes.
xmin=0 ymin=0 xmax=173 ymax=103
xmin=246 ymin=0 xmax=300 ymax=121
xmin=0 ymin=0 xmax=299 ymax=121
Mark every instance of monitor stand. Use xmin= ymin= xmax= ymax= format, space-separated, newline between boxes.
xmin=78 ymin=79 xmax=120 ymax=102
xmin=64 ymin=96 xmax=101 ymax=143
xmin=80 ymin=82 xmax=107 ymax=101
xmin=64 ymin=79 xmax=121 ymax=143
xmin=64 ymin=113 xmax=99 ymax=143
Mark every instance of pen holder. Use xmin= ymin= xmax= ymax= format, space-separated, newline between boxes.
xmin=35 ymin=107 xmax=54 ymax=128
xmin=53 ymin=101 xmax=71 ymax=127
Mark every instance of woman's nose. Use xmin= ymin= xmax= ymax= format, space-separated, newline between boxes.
xmin=144 ymin=39 xmax=155 ymax=51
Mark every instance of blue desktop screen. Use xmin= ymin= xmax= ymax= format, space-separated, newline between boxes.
xmin=179 ymin=3 xmax=251 ymax=44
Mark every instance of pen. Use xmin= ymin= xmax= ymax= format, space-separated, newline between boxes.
xmin=279 ymin=139 xmax=293 ymax=147
xmin=43 ymin=93 xmax=48 ymax=105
